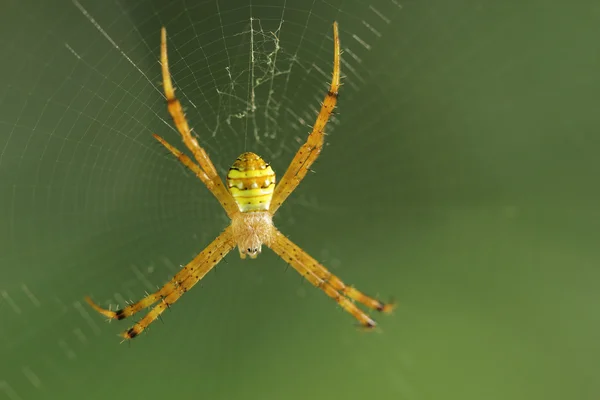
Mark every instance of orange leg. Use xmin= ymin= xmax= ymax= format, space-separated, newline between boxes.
xmin=269 ymin=229 xmax=391 ymax=328
xmin=153 ymin=133 xmax=238 ymax=214
xmin=159 ymin=27 xmax=239 ymax=218
xmin=271 ymin=228 xmax=394 ymax=314
xmin=86 ymin=227 xmax=235 ymax=339
xmin=270 ymin=22 xmax=341 ymax=215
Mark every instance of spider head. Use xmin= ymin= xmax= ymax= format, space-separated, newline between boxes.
xmin=239 ymin=246 xmax=262 ymax=259
xmin=231 ymin=211 xmax=275 ymax=260
xmin=227 ymin=152 xmax=276 ymax=213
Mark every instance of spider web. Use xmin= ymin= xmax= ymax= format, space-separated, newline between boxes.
xmin=0 ymin=1 xmax=409 ymax=399
xmin=2 ymin=1 xmax=600 ymax=400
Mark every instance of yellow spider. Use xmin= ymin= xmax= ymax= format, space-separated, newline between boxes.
xmin=86 ymin=22 xmax=394 ymax=340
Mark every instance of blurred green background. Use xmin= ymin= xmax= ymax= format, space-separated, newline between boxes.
xmin=1 ymin=0 xmax=599 ymax=399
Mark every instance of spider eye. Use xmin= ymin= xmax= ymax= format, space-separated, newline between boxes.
xmin=247 ymin=248 xmax=252 ymax=253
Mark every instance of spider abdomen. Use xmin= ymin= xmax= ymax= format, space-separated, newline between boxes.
xmin=227 ymin=152 xmax=276 ymax=212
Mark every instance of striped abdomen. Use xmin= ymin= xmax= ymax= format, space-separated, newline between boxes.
xmin=227 ymin=152 xmax=276 ymax=212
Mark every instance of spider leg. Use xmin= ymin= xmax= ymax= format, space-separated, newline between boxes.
xmin=269 ymin=228 xmax=392 ymax=329
xmin=160 ymin=27 xmax=239 ymax=218
xmin=152 ymin=134 xmax=236 ymax=215
xmin=269 ymin=22 xmax=340 ymax=215
xmin=271 ymin=230 xmax=394 ymax=313
xmin=85 ymin=249 xmax=209 ymax=321
xmin=121 ymin=227 xmax=235 ymax=340
xmin=86 ymin=226 xmax=235 ymax=339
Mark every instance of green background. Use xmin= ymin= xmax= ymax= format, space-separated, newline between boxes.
xmin=1 ymin=0 xmax=599 ymax=399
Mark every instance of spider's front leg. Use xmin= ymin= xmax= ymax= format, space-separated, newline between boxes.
xmin=86 ymin=227 xmax=236 ymax=340
xmin=268 ymin=228 xmax=394 ymax=328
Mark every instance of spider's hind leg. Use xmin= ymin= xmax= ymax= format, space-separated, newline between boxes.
xmin=269 ymin=22 xmax=341 ymax=215
xmin=159 ymin=27 xmax=239 ymax=219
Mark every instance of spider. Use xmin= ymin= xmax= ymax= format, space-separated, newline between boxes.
xmin=85 ymin=22 xmax=394 ymax=340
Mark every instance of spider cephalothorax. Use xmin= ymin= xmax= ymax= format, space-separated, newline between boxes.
xmin=230 ymin=211 xmax=273 ymax=259
xmin=86 ymin=23 xmax=394 ymax=341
